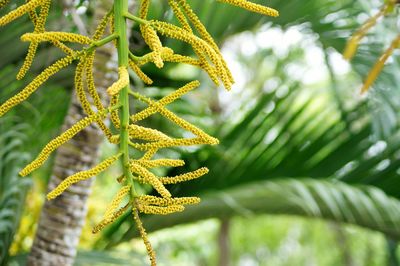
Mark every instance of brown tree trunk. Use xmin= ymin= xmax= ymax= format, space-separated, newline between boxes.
xmin=218 ymin=218 xmax=231 ymax=266
xmin=27 ymin=2 xmax=113 ymax=265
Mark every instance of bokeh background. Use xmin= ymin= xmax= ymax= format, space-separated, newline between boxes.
xmin=2 ymin=0 xmax=400 ymax=265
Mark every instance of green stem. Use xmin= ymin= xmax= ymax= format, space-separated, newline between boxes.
xmin=124 ymin=12 xmax=148 ymax=24
xmin=86 ymin=33 xmax=118 ymax=52
xmin=129 ymin=51 xmax=140 ymax=62
xmin=114 ymin=0 xmax=137 ymax=198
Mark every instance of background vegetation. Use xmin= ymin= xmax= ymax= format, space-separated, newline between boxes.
xmin=1 ymin=0 xmax=400 ymax=265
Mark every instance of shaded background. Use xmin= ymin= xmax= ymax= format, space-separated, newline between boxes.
xmin=2 ymin=0 xmax=400 ymax=265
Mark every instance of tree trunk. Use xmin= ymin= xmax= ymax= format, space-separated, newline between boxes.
xmin=27 ymin=2 xmax=113 ymax=265
xmin=218 ymin=218 xmax=231 ymax=266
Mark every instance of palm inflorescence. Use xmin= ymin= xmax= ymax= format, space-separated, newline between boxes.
xmin=0 ymin=0 xmax=278 ymax=264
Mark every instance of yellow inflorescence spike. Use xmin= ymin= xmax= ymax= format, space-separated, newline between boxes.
xmin=51 ymin=40 xmax=74 ymax=55
xmin=217 ymin=0 xmax=279 ymax=17
xmin=0 ymin=0 xmax=41 ymax=26
xmin=132 ymin=207 xmax=156 ymax=266
xmin=110 ymin=95 xmax=121 ymax=129
xmin=107 ymin=66 xmax=129 ymax=96
xmin=131 ymin=163 xmax=172 ymax=198
xmin=103 ymin=185 xmax=131 ymax=220
xmin=128 ymin=59 xmax=154 ymax=84
xmin=92 ymin=11 xmax=112 ymax=41
xmin=134 ymin=159 xmax=185 ymax=168
xmin=159 ymin=167 xmax=209 ymax=184
xmin=139 ymin=0 xmax=150 ymax=19
xmin=85 ymin=53 xmax=105 ymax=111
xmin=0 ymin=52 xmax=82 ymax=117
xmin=343 ymin=5 xmax=388 ymax=61
xmin=161 ymin=53 xmax=200 ymax=66
xmin=131 ymin=80 xmax=200 ymax=122
xmin=361 ymin=35 xmax=400 ymax=94
xmin=168 ymin=0 xmax=192 ymax=33
xmin=20 ymin=111 xmax=108 ymax=177
xmin=150 ymin=21 xmax=233 ymax=89
xmin=93 ymin=203 xmax=130 ymax=234
xmin=17 ymin=0 xmax=51 ymax=80
xmin=138 ymin=195 xmax=200 ymax=206
xmin=75 ymin=54 xmax=114 ymax=141
xmin=17 ymin=42 xmax=39 ymax=80
xmin=130 ymin=137 xmax=213 ymax=151
xmin=142 ymin=148 xmax=158 ymax=160
xmin=137 ymin=204 xmax=185 ymax=215
xmin=47 ymin=154 xmax=121 ymax=200
xmin=0 ymin=1 xmax=281 ymax=265
xmin=141 ymin=23 xmax=164 ymax=68
xmin=129 ymin=124 xmax=171 ymax=142
xmin=172 ymin=0 xmax=235 ymax=84
xmin=21 ymin=32 xmax=93 ymax=45
xmin=131 ymin=91 xmax=219 ymax=144
xmin=135 ymin=47 xmax=174 ymax=66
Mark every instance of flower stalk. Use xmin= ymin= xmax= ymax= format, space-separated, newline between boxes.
xmin=0 ymin=0 xmax=279 ymax=264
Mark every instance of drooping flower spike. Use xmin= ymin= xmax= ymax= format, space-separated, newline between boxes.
xmin=0 ymin=0 xmax=279 ymax=265
xmin=343 ymin=0 xmax=399 ymax=93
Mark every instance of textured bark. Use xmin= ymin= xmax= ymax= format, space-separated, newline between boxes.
xmin=27 ymin=2 xmax=113 ymax=265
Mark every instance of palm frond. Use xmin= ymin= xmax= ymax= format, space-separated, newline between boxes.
xmin=97 ymin=179 xmax=400 ymax=248
xmin=0 ymin=118 xmax=31 ymax=265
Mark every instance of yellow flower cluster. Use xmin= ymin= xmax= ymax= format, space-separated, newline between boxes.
xmin=129 ymin=125 xmax=171 ymax=142
xmin=151 ymin=20 xmax=234 ymax=90
xmin=343 ymin=0 xmax=399 ymax=93
xmin=135 ymin=159 xmax=185 ymax=168
xmin=92 ymin=203 xmax=130 ymax=234
xmin=107 ymin=66 xmax=129 ymax=96
xmin=138 ymin=195 xmax=200 ymax=206
xmin=132 ymin=207 xmax=156 ymax=266
xmin=0 ymin=1 xmax=279 ymax=265
xmin=159 ymin=167 xmax=209 ymax=184
xmin=0 ymin=52 xmax=82 ymax=117
xmin=20 ymin=110 xmax=109 ymax=177
xmin=16 ymin=0 xmax=50 ymax=79
xmin=218 ymin=0 xmax=279 ymax=17
xmin=0 ymin=0 xmax=41 ymax=26
xmin=137 ymin=204 xmax=185 ymax=215
xmin=103 ymin=185 xmax=131 ymax=220
xmin=128 ymin=59 xmax=153 ymax=84
xmin=47 ymin=154 xmax=122 ymax=200
xmin=141 ymin=24 xmax=164 ymax=68
xmin=134 ymin=195 xmax=200 ymax=215
xmin=21 ymin=32 xmax=92 ymax=45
